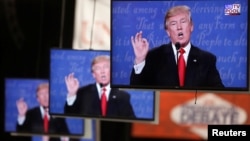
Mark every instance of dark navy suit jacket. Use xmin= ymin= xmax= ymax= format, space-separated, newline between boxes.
xmin=130 ymin=43 xmax=224 ymax=89
xmin=16 ymin=107 xmax=70 ymax=141
xmin=64 ymin=84 xmax=136 ymax=119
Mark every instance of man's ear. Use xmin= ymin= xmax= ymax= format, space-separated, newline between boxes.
xmin=92 ymin=72 xmax=96 ymax=79
xmin=166 ymin=29 xmax=170 ymax=37
xmin=36 ymin=97 xmax=40 ymax=104
xmin=190 ymin=22 xmax=194 ymax=32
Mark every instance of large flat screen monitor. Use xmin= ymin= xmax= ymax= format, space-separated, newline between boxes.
xmin=4 ymin=78 xmax=85 ymax=139
xmin=111 ymin=0 xmax=249 ymax=92
xmin=49 ymin=48 xmax=159 ymax=123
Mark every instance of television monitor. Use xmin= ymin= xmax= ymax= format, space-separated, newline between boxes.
xmin=49 ymin=48 xmax=159 ymax=123
xmin=4 ymin=78 xmax=85 ymax=139
xmin=111 ymin=0 xmax=249 ymax=92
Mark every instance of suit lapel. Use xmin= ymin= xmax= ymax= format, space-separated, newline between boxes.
xmin=158 ymin=44 xmax=179 ymax=85
xmin=106 ymin=89 xmax=118 ymax=116
xmin=91 ymin=85 xmax=102 ymax=115
xmin=33 ymin=107 xmax=45 ymax=132
xmin=186 ymin=46 xmax=200 ymax=86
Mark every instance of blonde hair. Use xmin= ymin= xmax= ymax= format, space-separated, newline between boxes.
xmin=36 ymin=83 xmax=49 ymax=96
xmin=91 ymin=55 xmax=110 ymax=72
xmin=164 ymin=5 xmax=192 ymax=29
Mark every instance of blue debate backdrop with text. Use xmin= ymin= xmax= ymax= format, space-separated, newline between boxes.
xmin=50 ymin=49 xmax=155 ymax=121
xmin=111 ymin=0 xmax=249 ymax=91
xmin=4 ymin=78 xmax=84 ymax=136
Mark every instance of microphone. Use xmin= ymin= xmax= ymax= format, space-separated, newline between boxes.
xmin=175 ymin=42 xmax=181 ymax=87
xmin=175 ymin=42 xmax=181 ymax=63
xmin=100 ymin=83 xmax=108 ymax=88
xmin=175 ymin=42 xmax=181 ymax=50
xmin=100 ymin=83 xmax=104 ymax=88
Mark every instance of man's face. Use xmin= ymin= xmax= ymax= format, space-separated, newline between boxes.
xmin=166 ymin=12 xmax=193 ymax=47
xmin=92 ymin=60 xmax=110 ymax=86
xmin=37 ymin=87 xmax=49 ymax=108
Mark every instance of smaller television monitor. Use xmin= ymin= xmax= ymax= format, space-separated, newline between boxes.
xmin=49 ymin=48 xmax=159 ymax=123
xmin=111 ymin=0 xmax=249 ymax=92
xmin=4 ymin=78 xmax=85 ymax=139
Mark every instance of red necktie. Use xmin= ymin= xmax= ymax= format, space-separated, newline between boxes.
xmin=178 ymin=48 xmax=186 ymax=87
xmin=101 ymin=87 xmax=107 ymax=116
xmin=44 ymin=109 xmax=49 ymax=133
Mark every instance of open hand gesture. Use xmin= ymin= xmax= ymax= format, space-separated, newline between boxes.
xmin=65 ymin=73 xmax=80 ymax=97
xmin=131 ymin=31 xmax=149 ymax=64
xmin=16 ymin=98 xmax=28 ymax=117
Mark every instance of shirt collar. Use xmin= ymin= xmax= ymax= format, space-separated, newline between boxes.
xmin=96 ymin=83 xmax=111 ymax=99
xmin=40 ymin=106 xmax=49 ymax=118
xmin=172 ymin=42 xmax=191 ymax=54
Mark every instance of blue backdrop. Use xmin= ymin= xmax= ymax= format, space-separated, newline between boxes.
xmin=111 ymin=0 xmax=248 ymax=90
xmin=50 ymin=49 xmax=155 ymax=120
xmin=4 ymin=78 xmax=84 ymax=136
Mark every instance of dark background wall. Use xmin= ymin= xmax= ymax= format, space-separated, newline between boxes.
xmin=0 ymin=0 xmax=133 ymax=141
xmin=0 ymin=0 xmax=201 ymax=141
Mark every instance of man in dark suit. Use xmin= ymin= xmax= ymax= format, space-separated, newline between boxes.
xmin=64 ymin=55 xmax=136 ymax=118
xmin=130 ymin=5 xmax=224 ymax=89
xmin=16 ymin=83 xmax=70 ymax=141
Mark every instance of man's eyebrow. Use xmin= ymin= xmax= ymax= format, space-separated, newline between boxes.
xmin=180 ymin=17 xmax=187 ymax=20
xmin=169 ymin=21 xmax=177 ymax=24
xmin=169 ymin=17 xmax=187 ymax=22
